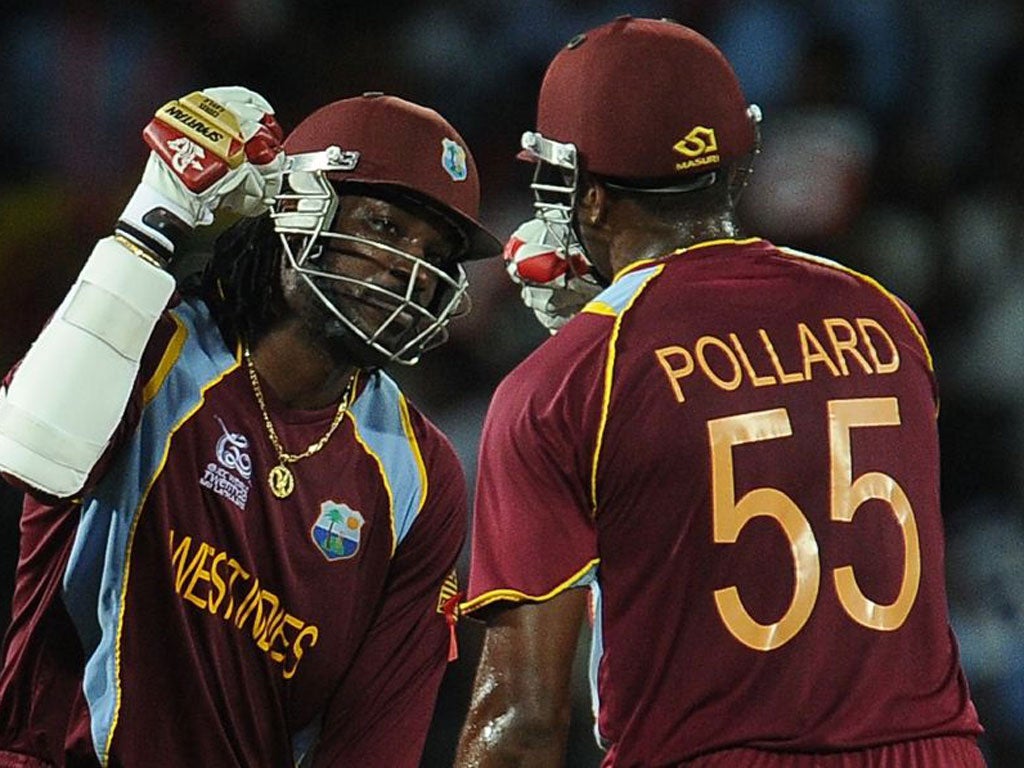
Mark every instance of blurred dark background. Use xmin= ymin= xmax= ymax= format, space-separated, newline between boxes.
xmin=1 ymin=1 xmax=1022 ymax=765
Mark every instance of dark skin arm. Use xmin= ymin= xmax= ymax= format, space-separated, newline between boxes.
xmin=455 ymin=588 xmax=590 ymax=767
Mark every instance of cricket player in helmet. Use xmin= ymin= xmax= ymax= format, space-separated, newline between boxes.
xmin=0 ymin=87 xmax=498 ymax=767
xmin=458 ymin=17 xmax=985 ymax=768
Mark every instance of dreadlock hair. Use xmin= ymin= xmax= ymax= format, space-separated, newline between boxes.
xmin=183 ymin=213 xmax=285 ymax=349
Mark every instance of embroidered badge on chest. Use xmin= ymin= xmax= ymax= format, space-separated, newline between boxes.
xmin=311 ymin=501 xmax=366 ymax=561
xmin=199 ymin=416 xmax=253 ymax=510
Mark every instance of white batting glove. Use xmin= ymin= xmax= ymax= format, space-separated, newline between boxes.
xmin=116 ymin=86 xmax=286 ymax=263
xmin=504 ymin=217 xmax=602 ymax=333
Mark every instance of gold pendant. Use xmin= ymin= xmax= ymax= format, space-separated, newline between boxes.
xmin=268 ymin=464 xmax=295 ymax=499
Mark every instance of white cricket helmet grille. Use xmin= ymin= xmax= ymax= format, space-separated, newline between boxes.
xmin=519 ymin=130 xmax=594 ymax=275
xmin=272 ymin=148 xmax=470 ymax=366
xmin=269 ymin=93 xmax=500 ymax=366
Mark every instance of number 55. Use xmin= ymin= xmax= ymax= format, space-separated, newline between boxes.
xmin=708 ymin=398 xmax=921 ymax=651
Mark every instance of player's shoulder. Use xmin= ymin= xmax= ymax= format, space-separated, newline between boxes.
xmin=364 ymin=371 xmax=464 ymax=473
xmin=490 ymin=316 xmax=609 ymax=427
xmin=775 ymin=242 xmax=924 ymax=320
xmin=142 ymin=296 xmax=236 ymax=398
xmin=773 ymin=242 xmax=896 ymax=292
xmin=582 ymin=260 xmax=667 ymax=319
xmin=497 ymin=260 xmax=666 ymax=398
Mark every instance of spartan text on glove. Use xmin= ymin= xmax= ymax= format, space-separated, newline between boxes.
xmin=160 ymin=105 xmax=225 ymax=143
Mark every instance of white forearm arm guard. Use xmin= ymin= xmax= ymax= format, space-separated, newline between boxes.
xmin=0 ymin=237 xmax=175 ymax=497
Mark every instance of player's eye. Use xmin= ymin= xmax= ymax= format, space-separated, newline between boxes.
xmin=366 ymin=215 xmax=398 ymax=237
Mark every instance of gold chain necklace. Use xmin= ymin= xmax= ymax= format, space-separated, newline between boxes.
xmin=244 ymin=348 xmax=356 ymax=499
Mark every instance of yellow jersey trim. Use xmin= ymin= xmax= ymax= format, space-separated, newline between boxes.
xmin=581 ymin=302 xmax=618 ymax=317
xmin=106 ymin=345 xmax=239 ymax=763
xmin=611 ymin=237 xmax=765 ymax=282
xmin=348 ymin=407 xmax=399 ymax=556
xmin=141 ymin=314 xmax=187 ymax=406
xmin=590 ymin=265 xmax=665 ymax=512
xmin=460 ymin=558 xmax=600 ymax=615
xmin=397 ymin=389 xmax=429 ymax=520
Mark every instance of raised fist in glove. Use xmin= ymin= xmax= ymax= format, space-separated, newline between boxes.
xmin=504 ymin=217 xmax=602 ymax=333
xmin=117 ymin=86 xmax=285 ymax=263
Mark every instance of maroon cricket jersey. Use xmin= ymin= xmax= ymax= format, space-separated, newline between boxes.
xmin=0 ymin=296 xmax=466 ymax=767
xmin=464 ymin=239 xmax=983 ymax=766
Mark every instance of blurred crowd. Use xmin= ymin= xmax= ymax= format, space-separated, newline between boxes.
xmin=1 ymin=1 xmax=1022 ymax=765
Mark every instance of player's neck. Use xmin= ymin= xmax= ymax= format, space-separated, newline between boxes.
xmin=248 ymin=324 xmax=359 ymax=410
xmin=609 ymin=215 xmax=742 ymax=275
xmin=668 ymin=211 xmax=742 ymax=246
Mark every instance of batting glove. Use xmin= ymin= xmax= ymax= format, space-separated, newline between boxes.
xmin=504 ymin=217 xmax=602 ymax=333
xmin=116 ymin=86 xmax=286 ymax=264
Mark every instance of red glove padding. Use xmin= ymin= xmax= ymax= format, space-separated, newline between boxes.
xmin=118 ymin=86 xmax=286 ymax=260
xmin=504 ymin=218 xmax=601 ymax=333
xmin=143 ymin=89 xmax=284 ymax=193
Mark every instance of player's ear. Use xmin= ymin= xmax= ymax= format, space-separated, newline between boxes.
xmin=578 ymin=178 xmax=609 ymax=228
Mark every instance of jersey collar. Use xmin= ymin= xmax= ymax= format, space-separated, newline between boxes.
xmin=612 ymin=237 xmax=766 ymax=283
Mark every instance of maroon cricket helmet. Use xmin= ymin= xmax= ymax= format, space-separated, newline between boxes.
xmin=283 ymin=92 xmax=500 ymax=260
xmin=531 ymin=16 xmax=757 ymax=184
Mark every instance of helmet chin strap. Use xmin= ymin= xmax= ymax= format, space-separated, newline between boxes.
xmin=570 ymin=217 xmax=612 ymax=288
xmin=729 ymin=104 xmax=763 ymax=206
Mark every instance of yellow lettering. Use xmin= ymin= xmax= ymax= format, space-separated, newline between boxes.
xmin=221 ymin=559 xmax=249 ymax=621
xmin=207 ymin=551 xmax=227 ymax=614
xmin=729 ymin=333 xmax=777 ymax=387
xmin=675 ymin=153 xmax=720 ymax=171
xmin=758 ymin=329 xmax=804 ymax=384
xmin=695 ymin=336 xmax=742 ymax=392
xmin=655 ymin=346 xmax=695 ymax=403
xmin=254 ymin=593 xmax=284 ymax=649
xmin=168 ymin=533 xmax=319 ymax=678
xmin=235 ymin=577 xmax=262 ymax=629
xmin=798 ymin=322 xmax=841 ymax=380
xmin=651 ymin=317 xmax=900 ymax=406
xmin=856 ymin=318 xmax=900 ymax=374
xmin=170 ymin=530 xmax=196 ymax=594
xmin=823 ymin=318 xmax=872 ymax=376
xmin=267 ymin=614 xmax=305 ymax=664
xmin=182 ymin=542 xmax=212 ymax=610
xmin=284 ymin=625 xmax=320 ymax=680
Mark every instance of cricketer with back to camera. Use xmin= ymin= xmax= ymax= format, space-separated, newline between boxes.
xmin=456 ymin=16 xmax=987 ymax=768
xmin=0 ymin=85 xmax=500 ymax=767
